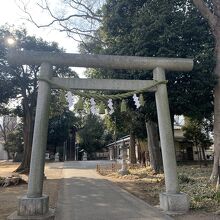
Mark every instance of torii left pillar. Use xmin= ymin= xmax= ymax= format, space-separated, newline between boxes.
xmin=8 ymin=63 xmax=55 ymax=220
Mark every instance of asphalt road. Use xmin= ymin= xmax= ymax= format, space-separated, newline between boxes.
xmin=54 ymin=161 xmax=173 ymax=220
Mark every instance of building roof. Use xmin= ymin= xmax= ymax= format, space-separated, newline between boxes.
xmin=106 ymin=135 xmax=130 ymax=147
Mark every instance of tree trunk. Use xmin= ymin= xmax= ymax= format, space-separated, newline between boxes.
xmin=192 ymin=0 xmax=220 ymax=187
xmin=136 ymin=139 xmax=141 ymax=164
xmin=145 ymin=147 xmax=150 ymax=166
xmin=6 ymin=149 xmax=11 ymax=160
xmin=201 ymin=145 xmax=208 ymax=167
xmin=129 ymin=131 xmax=136 ymax=164
xmin=137 ymin=139 xmax=147 ymax=166
xmin=211 ymin=30 xmax=220 ymax=182
xmin=216 ymin=166 xmax=220 ymax=191
xmin=195 ymin=141 xmax=202 ymax=168
xmin=15 ymin=108 xmax=34 ymax=173
xmin=146 ymin=120 xmax=163 ymax=173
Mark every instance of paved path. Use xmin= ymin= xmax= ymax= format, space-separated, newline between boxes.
xmin=55 ymin=161 xmax=173 ymax=220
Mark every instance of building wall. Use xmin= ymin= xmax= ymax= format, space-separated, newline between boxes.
xmin=175 ymin=140 xmax=194 ymax=161
xmin=107 ymin=128 xmax=213 ymax=162
xmin=0 ymin=142 xmax=8 ymax=160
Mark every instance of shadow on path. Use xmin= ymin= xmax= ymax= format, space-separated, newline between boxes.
xmin=55 ymin=161 xmax=173 ymax=220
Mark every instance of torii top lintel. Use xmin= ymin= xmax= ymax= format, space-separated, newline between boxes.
xmin=7 ymin=49 xmax=193 ymax=72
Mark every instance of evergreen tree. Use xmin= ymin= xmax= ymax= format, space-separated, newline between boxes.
xmin=0 ymin=26 xmax=76 ymax=172
xmin=77 ymin=114 xmax=106 ymax=157
xmin=192 ymin=0 xmax=220 ymax=186
xmin=80 ymin=0 xmax=215 ymax=170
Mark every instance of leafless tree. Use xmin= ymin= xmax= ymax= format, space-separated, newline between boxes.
xmin=0 ymin=116 xmax=17 ymax=143
xmin=0 ymin=116 xmax=17 ymax=158
xmin=16 ymin=0 xmax=104 ymax=43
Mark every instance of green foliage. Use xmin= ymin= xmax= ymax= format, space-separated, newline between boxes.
xmin=0 ymin=26 xmax=76 ymax=115
xmin=178 ymin=173 xmax=195 ymax=184
xmin=0 ymin=25 xmax=77 ymax=170
xmin=183 ymin=118 xmax=213 ymax=149
xmin=81 ymin=0 xmax=215 ymax=132
xmin=103 ymin=106 xmax=147 ymax=141
xmin=108 ymin=164 xmax=220 ymax=211
xmin=178 ymin=165 xmax=218 ymax=211
xmin=77 ymin=114 xmax=107 ymax=155
xmin=49 ymin=90 xmax=69 ymax=118
xmin=0 ymin=25 xmax=77 ymax=116
xmin=4 ymin=124 xmax=23 ymax=155
xmin=215 ymin=191 xmax=220 ymax=203
xmin=47 ymin=109 xmax=79 ymax=148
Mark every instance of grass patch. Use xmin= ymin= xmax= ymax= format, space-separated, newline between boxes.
xmin=105 ymin=164 xmax=219 ymax=212
xmin=178 ymin=165 xmax=218 ymax=211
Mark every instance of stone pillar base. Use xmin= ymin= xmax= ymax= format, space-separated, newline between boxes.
xmin=7 ymin=209 xmax=54 ymax=220
xmin=159 ymin=192 xmax=189 ymax=215
xmin=118 ymin=169 xmax=129 ymax=176
xmin=7 ymin=195 xmax=54 ymax=220
xmin=7 ymin=209 xmax=55 ymax=220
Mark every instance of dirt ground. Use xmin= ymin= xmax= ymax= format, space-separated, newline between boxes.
xmin=0 ymin=162 xmax=220 ymax=220
xmin=0 ymin=162 xmax=62 ymax=220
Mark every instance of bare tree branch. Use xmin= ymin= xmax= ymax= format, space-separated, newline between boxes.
xmin=16 ymin=0 xmax=103 ymax=42
xmin=0 ymin=116 xmax=17 ymax=143
xmin=0 ymin=123 xmax=7 ymax=142
xmin=66 ymin=0 xmax=102 ymax=21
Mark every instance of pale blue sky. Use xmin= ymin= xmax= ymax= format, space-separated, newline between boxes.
xmin=0 ymin=0 xmax=78 ymax=52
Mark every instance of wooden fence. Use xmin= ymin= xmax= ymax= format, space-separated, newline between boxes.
xmin=96 ymin=163 xmax=143 ymax=175
xmin=96 ymin=163 xmax=121 ymax=175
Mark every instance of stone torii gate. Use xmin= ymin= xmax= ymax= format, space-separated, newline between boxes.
xmin=7 ymin=50 xmax=193 ymax=219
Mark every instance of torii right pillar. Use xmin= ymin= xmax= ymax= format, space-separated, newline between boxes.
xmin=153 ymin=67 xmax=189 ymax=214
